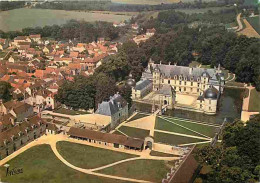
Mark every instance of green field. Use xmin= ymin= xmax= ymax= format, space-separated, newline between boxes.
xmin=54 ymin=108 xmax=90 ymax=115
xmin=57 ymin=141 xmax=137 ymax=169
xmin=0 ymin=8 xmax=132 ymax=31
xmin=249 ymin=89 xmax=260 ymax=112
xmin=160 ymin=117 xmax=218 ymax=137
xmin=154 ymin=132 xmax=208 ymax=145
xmin=118 ymin=126 xmax=150 ymax=139
xmin=97 ymin=159 xmax=172 ymax=182
xmin=155 ymin=117 xmax=206 ymax=138
xmin=247 ymin=16 xmax=260 ymax=35
xmin=0 ymin=145 xmax=125 ymax=183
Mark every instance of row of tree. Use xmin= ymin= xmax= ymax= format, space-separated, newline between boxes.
xmin=33 ymin=0 xmax=245 ymax=12
xmin=0 ymin=20 xmax=120 ymax=43
xmin=0 ymin=1 xmax=25 ymax=11
xmin=195 ymin=115 xmax=260 ymax=182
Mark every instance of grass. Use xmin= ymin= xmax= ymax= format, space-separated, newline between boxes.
xmin=161 ymin=117 xmax=218 ymax=137
xmin=118 ymin=126 xmax=150 ymax=139
xmin=249 ymin=89 xmax=260 ymax=112
xmin=0 ymin=145 xmax=126 ymax=183
xmin=150 ymin=151 xmax=179 ymax=157
xmin=127 ymin=113 xmax=148 ymax=122
xmin=54 ymin=108 xmax=90 ymax=115
xmin=247 ymin=16 xmax=260 ymax=35
xmin=154 ymin=132 xmax=208 ymax=145
xmin=155 ymin=117 xmax=206 ymax=138
xmin=112 ymin=130 xmax=126 ymax=136
xmin=97 ymin=159 xmax=172 ymax=182
xmin=56 ymin=141 xmax=137 ymax=169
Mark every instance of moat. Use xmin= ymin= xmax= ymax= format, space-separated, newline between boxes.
xmin=134 ymin=87 xmax=245 ymax=124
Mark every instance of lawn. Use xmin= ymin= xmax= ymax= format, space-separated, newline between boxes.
xmin=127 ymin=113 xmax=148 ymax=122
xmin=161 ymin=117 xmax=218 ymax=137
xmin=97 ymin=159 xmax=172 ymax=182
xmin=155 ymin=117 xmax=206 ymax=138
xmin=0 ymin=145 xmax=126 ymax=183
xmin=249 ymin=89 xmax=260 ymax=112
xmin=112 ymin=130 xmax=126 ymax=136
xmin=154 ymin=132 xmax=208 ymax=145
xmin=247 ymin=16 xmax=260 ymax=35
xmin=56 ymin=141 xmax=137 ymax=169
xmin=118 ymin=126 xmax=150 ymax=139
xmin=54 ymin=108 xmax=90 ymax=115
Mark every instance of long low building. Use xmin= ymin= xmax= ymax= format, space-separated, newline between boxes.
xmin=68 ymin=127 xmax=144 ymax=151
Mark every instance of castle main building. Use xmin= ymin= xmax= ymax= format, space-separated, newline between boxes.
xmin=136 ymin=61 xmax=225 ymax=115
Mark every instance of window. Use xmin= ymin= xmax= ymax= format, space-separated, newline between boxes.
xmin=191 ymin=82 xmax=193 ymax=86
xmin=179 ymin=81 xmax=182 ymax=85
xmin=209 ymin=107 xmax=212 ymax=111
xmin=179 ymin=88 xmax=181 ymax=92
xmin=168 ymin=80 xmax=170 ymax=84
xmin=184 ymin=81 xmax=186 ymax=85
xmin=197 ymin=89 xmax=199 ymax=92
xmin=200 ymin=104 xmax=203 ymax=108
xmin=203 ymin=85 xmax=205 ymax=89
xmin=162 ymin=79 xmax=164 ymax=83
xmin=184 ymin=87 xmax=186 ymax=91
xmin=174 ymin=86 xmax=176 ymax=90
xmin=209 ymin=99 xmax=211 ymax=104
xmin=197 ymin=83 xmax=200 ymax=87
xmin=191 ymin=88 xmax=193 ymax=92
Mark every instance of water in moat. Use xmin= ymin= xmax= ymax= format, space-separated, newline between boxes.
xmin=134 ymin=88 xmax=245 ymax=125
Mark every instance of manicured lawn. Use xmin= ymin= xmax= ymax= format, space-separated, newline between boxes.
xmin=127 ymin=113 xmax=148 ymax=122
xmin=56 ymin=141 xmax=137 ymax=169
xmin=54 ymin=108 xmax=90 ymax=115
xmin=249 ymin=89 xmax=260 ymax=112
xmin=97 ymin=159 xmax=172 ymax=182
xmin=150 ymin=151 xmax=179 ymax=157
xmin=155 ymin=117 xmax=205 ymax=138
xmin=154 ymin=132 xmax=208 ymax=145
xmin=0 ymin=145 xmax=125 ymax=183
xmin=161 ymin=117 xmax=218 ymax=137
xmin=118 ymin=126 xmax=150 ymax=140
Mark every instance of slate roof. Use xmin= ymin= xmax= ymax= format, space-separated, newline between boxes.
xmin=95 ymin=94 xmax=127 ymax=116
xmin=135 ymin=79 xmax=152 ymax=90
xmin=157 ymin=85 xmax=175 ymax=96
xmin=153 ymin=64 xmax=216 ymax=80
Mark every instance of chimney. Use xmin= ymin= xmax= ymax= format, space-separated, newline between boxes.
xmin=160 ymin=61 xmax=162 ymax=65
xmin=189 ymin=67 xmax=193 ymax=75
xmin=168 ymin=62 xmax=171 ymax=65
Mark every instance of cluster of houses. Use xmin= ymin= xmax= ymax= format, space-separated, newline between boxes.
xmin=133 ymin=28 xmax=156 ymax=45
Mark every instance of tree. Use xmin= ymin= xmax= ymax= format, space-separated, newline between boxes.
xmin=0 ymin=81 xmax=12 ymax=102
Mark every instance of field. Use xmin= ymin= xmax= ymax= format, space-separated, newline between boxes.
xmin=54 ymin=108 xmax=90 ymax=115
xmin=0 ymin=8 xmax=132 ymax=31
xmin=159 ymin=117 xmax=219 ymax=137
xmin=249 ymin=89 xmax=260 ymax=112
xmin=154 ymin=132 xmax=208 ymax=145
xmin=0 ymin=145 xmax=125 ymax=183
xmin=97 ymin=159 xmax=172 ymax=182
xmin=247 ymin=16 xmax=260 ymax=35
xmin=56 ymin=141 xmax=137 ymax=169
xmin=118 ymin=126 xmax=150 ymax=139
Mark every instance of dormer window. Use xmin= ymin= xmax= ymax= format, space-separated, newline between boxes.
xmin=174 ymin=75 xmax=177 ymax=80
xmin=197 ymin=78 xmax=200 ymax=82
xmin=184 ymin=77 xmax=187 ymax=81
xmin=179 ymin=76 xmax=182 ymax=80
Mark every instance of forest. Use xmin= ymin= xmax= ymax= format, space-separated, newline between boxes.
xmin=0 ymin=20 xmax=120 ymax=43
xmin=33 ymin=0 xmax=245 ymax=12
xmin=195 ymin=115 xmax=260 ymax=183
xmin=0 ymin=1 xmax=25 ymax=11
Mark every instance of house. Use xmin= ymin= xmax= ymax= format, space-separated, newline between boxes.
xmin=8 ymin=56 xmax=15 ymax=63
xmin=43 ymin=46 xmax=54 ymax=54
xmin=96 ymin=93 xmax=128 ymax=129
xmin=68 ymin=127 xmax=144 ymax=151
xmin=13 ymin=36 xmax=31 ymax=46
xmin=9 ymin=103 xmax=34 ymax=122
xmin=46 ymin=122 xmax=59 ymax=134
xmin=132 ymin=79 xmax=153 ymax=100
xmin=0 ymin=115 xmax=46 ymax=159
xmin=113 ymin=22 xmax=126 ymax=27
xmin=146 ymin=28 xmax=156 ymax=36
xmin=29 ymin=34 xmax=41 ymax=43
xmin=132 ymin=24 xmax=139 ymax=30
xmin=0 ymin=39 xmax=9 ymax=50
